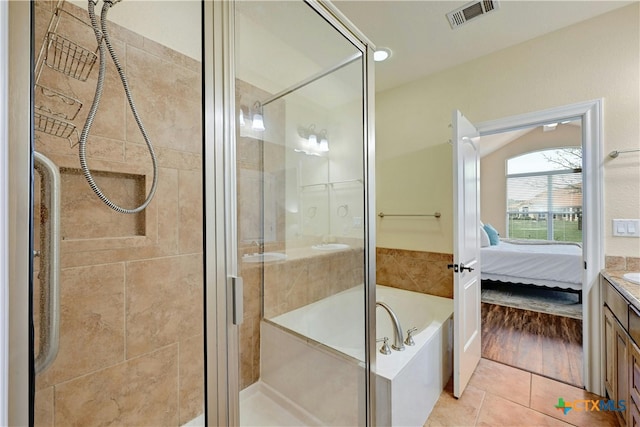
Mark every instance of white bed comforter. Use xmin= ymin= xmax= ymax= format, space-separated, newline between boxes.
xmin=480 ymin=241 xmax=583 ymax=290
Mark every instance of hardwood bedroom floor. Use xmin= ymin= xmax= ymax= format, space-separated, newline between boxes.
xmin=481 ymin=302 xmax=583 ymax=387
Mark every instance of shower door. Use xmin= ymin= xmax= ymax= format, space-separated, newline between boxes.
xmin=229 ymin=1 xmax=377 ymax=425
xmin=26 ymin=1 xmax=206 ymax=425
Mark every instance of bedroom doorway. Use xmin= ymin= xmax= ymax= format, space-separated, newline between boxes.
xmin=456 ymin=100 xmax=604 ymax=394
xmin=479 ymin=120 xmax=584 ymax=386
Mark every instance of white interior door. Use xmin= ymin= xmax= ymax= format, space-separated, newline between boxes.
xmin=452 ymin=110 xmax=481 ymax=398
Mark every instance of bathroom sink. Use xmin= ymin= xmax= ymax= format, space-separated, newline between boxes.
xmin=311 ymin=243 xmax=350 ymax=251
xmin=624 ymin=272 xmax=640 ymax=285
xmin=242 ymin=252 xmax=287 ymax=263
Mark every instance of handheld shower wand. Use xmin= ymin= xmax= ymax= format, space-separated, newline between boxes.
xmin=80 ymin=0 xmax=158 ymax=214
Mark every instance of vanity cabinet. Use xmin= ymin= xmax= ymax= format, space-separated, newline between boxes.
xmin=603 ymin=277 xmax=630 ymax=426
xmin=629 ymin=340 xmax=640 ymax=427
xmin=604 ymin=305 xmax=629 ymax=426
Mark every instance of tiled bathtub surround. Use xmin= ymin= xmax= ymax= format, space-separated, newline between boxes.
xmin=33 ymin=1 xmax=203 ymax=425
xmin=239 ymin=246 xmax=364 ymax=389
xmin=376 ymin=247 xmax=454 ymax=298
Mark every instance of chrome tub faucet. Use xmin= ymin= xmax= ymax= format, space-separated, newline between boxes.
xmin=376 ymin=301 xmax=405 ymax=351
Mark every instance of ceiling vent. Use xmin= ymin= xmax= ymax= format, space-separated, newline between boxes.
xmin=446 ymin=0 xmax=500 ymax=29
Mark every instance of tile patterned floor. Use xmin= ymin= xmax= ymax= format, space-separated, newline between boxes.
xmin=425 ymin=359 xmax=619 ymax=427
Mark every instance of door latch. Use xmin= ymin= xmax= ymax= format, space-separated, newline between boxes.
xmin=460 ymin=263 xmax=475 ymax=272
xmin=448 ymin=263 xmax=474 ymax=273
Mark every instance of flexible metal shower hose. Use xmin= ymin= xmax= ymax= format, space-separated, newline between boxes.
xmin=80 ymin=0 xmax=158 ymax=214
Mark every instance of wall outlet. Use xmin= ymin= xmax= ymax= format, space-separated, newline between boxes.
xmin=612 ymin=219 xmax=640 ymax=237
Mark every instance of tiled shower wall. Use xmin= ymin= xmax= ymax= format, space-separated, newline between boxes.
xmin=33 ymin=1 xmax=203 ymax=425
xmin=376 ymin=247 xmax=454 ymax=298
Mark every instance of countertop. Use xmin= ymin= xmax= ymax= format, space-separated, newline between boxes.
xmin=602 ymin=269 xmax=640 ymax=311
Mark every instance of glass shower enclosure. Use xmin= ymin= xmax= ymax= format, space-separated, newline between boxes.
xmin=228 ymin=1 xmax=376 ymax=425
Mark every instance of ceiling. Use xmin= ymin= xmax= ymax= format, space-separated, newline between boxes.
xmin=332 ymin=0 xmax=635 ymax=92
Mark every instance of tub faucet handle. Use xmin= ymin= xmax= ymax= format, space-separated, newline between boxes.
xmin=405 ymin=327 xmax=418 ymax=346
xmin=377 ymin=337 xmax=392 ymax=355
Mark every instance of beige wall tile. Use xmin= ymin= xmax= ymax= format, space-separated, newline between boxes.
xmin=37 ymin=263 xmax=125 ymax=388
xmin=243 ymin=266 xmax=263 ymax=320
xmin=79 ymin=135 xmax=126 ymax=163
xmin=125 ymin=46 xmax=201 ymax=153
xmin=605 ymin=255 xmax=627 ymax=270
xmin=179 ymin=335 xmax=205 ymax=425
xmin=55 ymin=345 xmax=179 ymax=426
xmin=86 ymin=44 xmax=128 ymax=142
xmin=627 ymin=257 xmax=640 ymax=271
xmin=156 ymin=167 xmax=180 ymax=254
xmin=178 ymin=169 xmax=204 ymax=254
xmin=376 ymin=247 xmax=453 ymax=298
xmin=126 ymin=254 xmax=203 ymax=358
xmin=108 ymin=18 xmax=144 ymax=51
xmin=127 ymin=143 xmax=202 ymax=171
xmin=34 ymin=386 xmax=54 ymax=427
xmin=240 ymin=316 xmax=260 ymax=389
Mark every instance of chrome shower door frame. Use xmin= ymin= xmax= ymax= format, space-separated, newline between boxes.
xmin=6 ymin=1 xmax=33 ymax=425
xmin=203 ymin=0 xmax=378 ymax=425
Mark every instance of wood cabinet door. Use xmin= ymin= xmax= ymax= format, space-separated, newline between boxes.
xmin=616 ymin=318 xmax=629 ymax=426
xmin=629 ymin=341 xmax=640 ymax=427
xmin=605 ymin=306 xmax=617 ymax=400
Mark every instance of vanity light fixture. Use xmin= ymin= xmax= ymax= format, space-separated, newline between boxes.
xmin=298 ymin=124 xmax=317 ymax=148
xmin=251 ymin=101 xmax=265 ymax=131
xmin=318 ymin=129 xmax=329 ymax=152
xmin=239 ymin=108 xmax=246 ymax=127
xmin=296 ymin=124 xmax=330 ymax=155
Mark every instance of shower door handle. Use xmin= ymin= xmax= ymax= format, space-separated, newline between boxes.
xmin=230 ymin=276 xmax=244 ymax=325
xmin=33 ymin=151 xmax=61 ymax=374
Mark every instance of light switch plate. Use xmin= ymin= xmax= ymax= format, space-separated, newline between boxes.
xmin=612 ymin=219 xmax=640 ymax=237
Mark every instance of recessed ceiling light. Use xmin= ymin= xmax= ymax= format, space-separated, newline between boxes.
xmin=373 ymin=48 xmax=392 ymax=62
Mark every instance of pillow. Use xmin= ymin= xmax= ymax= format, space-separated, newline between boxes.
xmin=480 ymin=226 xmax=490 ymax=247
xmin=483 ymin=223 xmax=500 ymax=245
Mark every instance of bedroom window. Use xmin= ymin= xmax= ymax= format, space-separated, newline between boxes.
xmin=506 ymin=147 xmax=582 ymax=243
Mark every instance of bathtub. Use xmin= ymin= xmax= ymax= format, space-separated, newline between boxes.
xmin=261 ymin=285 xmax=453 ymax=426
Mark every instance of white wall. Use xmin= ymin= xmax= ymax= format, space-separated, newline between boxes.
xmin=376 ymin=3 xmax=640 ymax=257
xmin=69 ymin=0 xmax=201 ymax=60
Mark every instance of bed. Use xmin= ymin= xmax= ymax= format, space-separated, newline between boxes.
xmin=480 ymin=239 xmax=583 ymax=301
